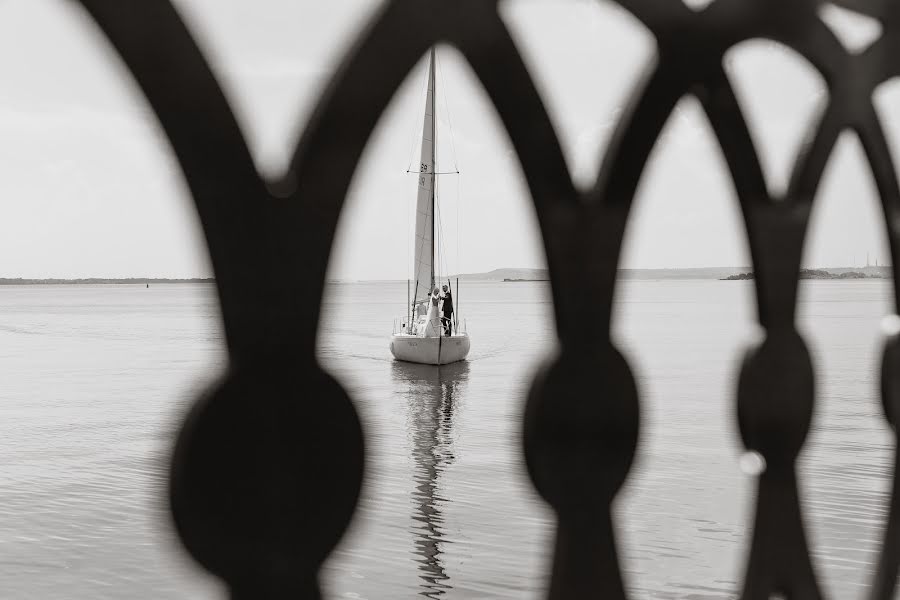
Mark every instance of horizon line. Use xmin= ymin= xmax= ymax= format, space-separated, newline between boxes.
xmin=0 ymin=264 xmax=891 ymax=284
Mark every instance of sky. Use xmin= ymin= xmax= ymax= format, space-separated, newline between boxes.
xmin=0 ymin=0 xmax=898 ymax=279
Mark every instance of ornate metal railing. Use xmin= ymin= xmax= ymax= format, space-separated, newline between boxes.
xmin=31 ymin=0 xmax=900 ymax=598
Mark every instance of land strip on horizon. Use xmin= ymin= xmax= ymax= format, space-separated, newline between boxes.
xmin=0 ymin=278 xmax=214 ymax=285
xmin=0 ymin=266 xmax=892 ymax=284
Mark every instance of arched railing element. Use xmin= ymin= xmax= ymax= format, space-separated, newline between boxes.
xmin=31 ymin=0 xmax=900 ymax=598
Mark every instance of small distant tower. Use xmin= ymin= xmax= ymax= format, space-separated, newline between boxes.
xmin=867 ymin=252 xmax=870 ymax=268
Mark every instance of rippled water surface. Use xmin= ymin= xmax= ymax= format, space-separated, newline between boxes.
xmin=0 ymin=280 xmax=895 ymax=598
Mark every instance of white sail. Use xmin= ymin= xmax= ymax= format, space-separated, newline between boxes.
xmin=412 ymin=50 xmax=436 ymax=308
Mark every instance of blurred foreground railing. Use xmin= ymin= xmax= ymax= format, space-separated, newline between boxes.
xmin=17 ymin=0 xmax=900 ymax=598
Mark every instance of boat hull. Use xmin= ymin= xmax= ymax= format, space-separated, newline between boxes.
xmin=390 ymin=333 xmax=470 ymax=365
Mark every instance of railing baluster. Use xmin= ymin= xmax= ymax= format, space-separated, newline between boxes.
xmin=8 ymin=0 xmax=900 ymax=596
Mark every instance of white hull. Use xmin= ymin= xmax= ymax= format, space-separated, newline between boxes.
xmin=390 ymin=333 xmax=471 ymax=365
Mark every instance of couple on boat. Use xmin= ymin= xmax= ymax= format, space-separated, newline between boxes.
xmin=416 ymin=284 xmax=454 ymax=338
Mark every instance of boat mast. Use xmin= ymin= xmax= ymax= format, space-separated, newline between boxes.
xmin=429 ymin=48 xmax=437 ymax=292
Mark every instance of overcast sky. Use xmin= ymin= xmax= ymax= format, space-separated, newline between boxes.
xmin=1 ymin=0 xmax=898 ymax=279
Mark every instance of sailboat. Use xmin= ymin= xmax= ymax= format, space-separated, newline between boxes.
xmin=390 ymin=49 xmax=471 ymax=365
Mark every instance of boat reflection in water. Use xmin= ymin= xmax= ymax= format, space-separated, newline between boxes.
xmin=390 ymin=359 xmax=470 ymax=598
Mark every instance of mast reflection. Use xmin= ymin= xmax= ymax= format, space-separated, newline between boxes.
xmin=391 ymin=360 xmax=470 ymax=599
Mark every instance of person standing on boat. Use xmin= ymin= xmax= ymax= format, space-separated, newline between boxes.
xmin=440 ymin=284 xmax=453 ymax=336
xmin=420 ymin=286 xmax=443 ymax=337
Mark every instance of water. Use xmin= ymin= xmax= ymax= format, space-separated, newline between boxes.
xmin=0 ymin=280 xmax=895 ymax=598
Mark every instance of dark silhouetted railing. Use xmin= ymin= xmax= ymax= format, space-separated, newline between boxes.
xmin=29 ymin=1 xmax=900 ymax=598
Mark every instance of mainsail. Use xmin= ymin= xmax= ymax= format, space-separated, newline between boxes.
xmin=412 ymin=50 xmax=437 ymax=308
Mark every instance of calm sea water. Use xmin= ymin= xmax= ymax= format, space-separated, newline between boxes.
xmin=0 ymin=280 xmax=894 ymax=598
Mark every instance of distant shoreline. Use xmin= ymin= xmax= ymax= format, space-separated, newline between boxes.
xmin=503 ymin=278 xmax=550 ymax=282
xmin=0 ymin=278 xmax=215 ymax=285
xmin=1 ymin=265 xmax=892 ymax=285
xmin=459 ymin=266 xmax=892 ymax=282
xmin=721 ymin=268 xmax=890 ymax=281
